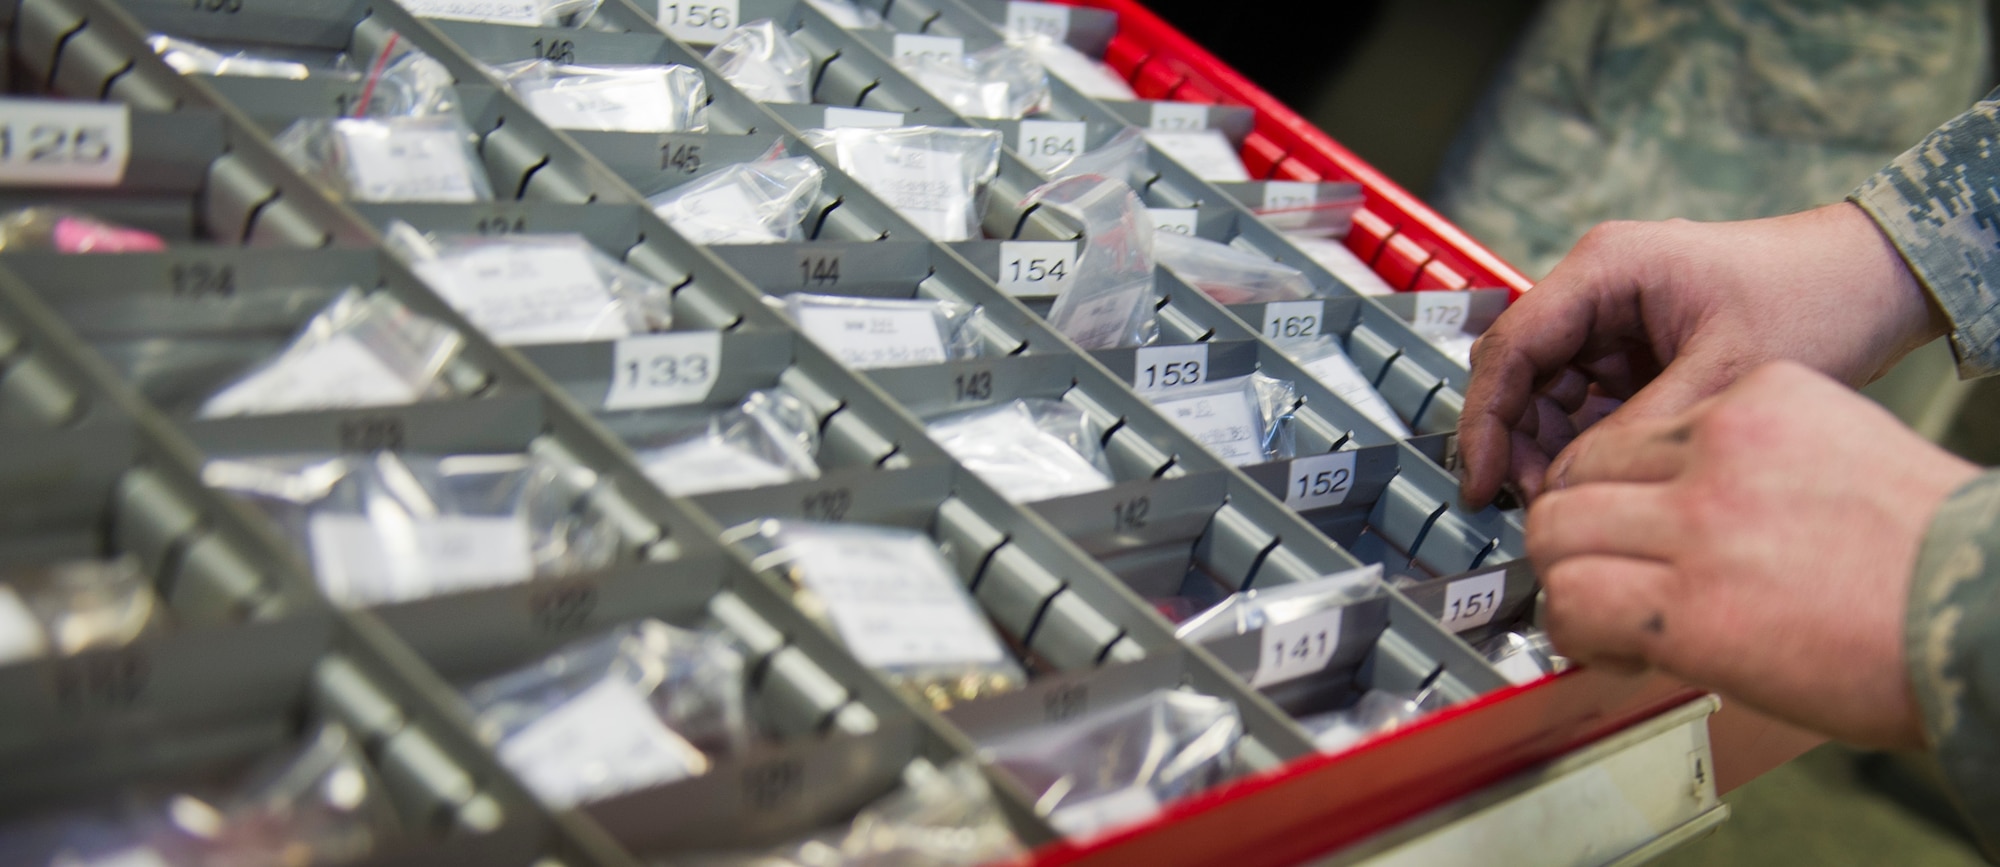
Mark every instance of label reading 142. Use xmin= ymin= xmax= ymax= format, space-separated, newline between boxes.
xmin=1439 ymin=569 xmax=1506 ymax=633
xmin=0 ymin=99 xmax=129 ymax=187
xmin=997 ymin=240 xmax=1075 ymax=296
xmin=603 ymin=332 xmax=722 ymax=410
xmin=1254 ymin=607 xmax=1342 ymax=687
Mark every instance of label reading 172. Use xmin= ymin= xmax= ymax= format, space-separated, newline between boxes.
xmin=997 ymin=240 xmax=1075 ymax=296
xmin=0 ymin=99 xmax=130 ymax=187
xmin=1005 ymin=1 xmax=1070 ymax=42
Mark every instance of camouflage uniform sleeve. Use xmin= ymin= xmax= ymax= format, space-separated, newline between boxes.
xmin=1851 ymin=92 xmax=2000 ymax=379
xmin=1906 ymin=469 xmax=2000 ymax=857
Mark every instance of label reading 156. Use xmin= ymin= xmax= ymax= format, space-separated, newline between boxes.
xmin=1133 ymin=343 xmax=1207 ymax=395
xmin=997 ymin=240 xmax=1075 ymax=296
xmin=0 ymin=99 xmax=130 ymax=187
xmin=1440 ymin=569 xmax=1506 ymax=633
xmin=659 ymin=0 xmax=738 ymax=43
xmin=603 ymin=332 xmax=721 ymax=410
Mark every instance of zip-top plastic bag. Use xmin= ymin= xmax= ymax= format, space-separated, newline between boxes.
xmin=1281 ymin=335 xmax=1411 ymax=438
xmin=203 ymin=449 xmax=620 ymax=608
xmin=1048 ymin=126 xmax=1149 ymax=189
xmin=463 ymin=619 xmax=748 ymax=808
xmin=1154 ymin=231 xmax=1316 ymax=305
xmin=648 ymin=157 xmax=826 ymax=245
xmin=1143 ymin=129 xmax=1249 ymax=182
xmin=494 ymin=59 xmax=708 ymax=133
xmin=1477 ymin=629 xmax=1569 ymax=686
xmin=388 ymin=223 xmax=672 ymax=344
xmin=926 ymin=398 xmax=1114 ymax=503
xmin=196 ymin=289 xmax=466 ymax=418
xmin=1011 ymin=33 xmax=1136 ymax=101
xmin=397 ymin=0 xmax=604 ymax=27
xmin=0 ymin=556 xmax=160 ymax=665
xmin=732 ymin=521 xmax=1025 ymax=710
xmin=782 ymin=293 xmax=985 ymax=370
xmin=276 ymin=115 xmax=493 ymax=203
xmin=802 ymin=0 xmax=888 ymax=29
xmin=1176 ymin=565 xmax=1384 ymax=648
xmin=1148 ymin=372 xmax=1296 ymax=467
xmin=632 ymin=388 xmax=822 ymax=497
xmin=895 ymin=41 xmax=1050 ymax=120
xmin=705 ymin=20 xmax=813 ymax=104
xmin=980 ymin=688 xmax=1242 ymax=840
xmin=353 ymin=44 xmax=461 ymax=119
xmin=1029 ymin=174 xmax=1158 ymax=349
xmin=1298 ymin=687 xmax=1435 ymax=754
xmin=802 ymin=126 xmax=1001 ymax=241
xmin=148 ymin=34 xmax=322 ymax=79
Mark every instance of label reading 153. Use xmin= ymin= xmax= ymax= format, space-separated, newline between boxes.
xmin=1133 ymin=343 xmax=1207 ymax=395
xmin=0 ymin=99 xmax=130 ymax=187
xmin=997 ymin=240 xmax=1075 ymax=296
xmin=603 ymin=332 xmax=721 ymax=410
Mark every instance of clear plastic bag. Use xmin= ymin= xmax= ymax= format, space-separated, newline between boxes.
xmin=397 ymin=0 xmax=604 ymax=27
xmin=801 ymin=0 xmax=887 ymax=30
xmin=801 ymin=126 xmax=1001 ymax=241
xmin=1476 ymin=629 xmax=1569 ymax=686
xmin=1048 ymin=126 xmax=1148 ymax=189
xmin=782 ymin=293 xmax=984 ymax=370
xmin=980 ymin=689 xmax=1241 ymax=840
xmin=1013 ymin=34 xmax=1136 ymax=101
xmin=195 ymin=289 xmax=464 ymax=419
xmin=925 ymin=398 xmax=1113 ymax=503
xmin=202 ymin=450 xmax=619 ymax=608
xmin=647 ymin=157 xmax=827 ymax=245
xmin=1283 ymin=336 xmax=1411 ymax=438
xmin=1175 ymin=565 xmax=1384 ymax=648
xmin=463 ymin=619 xmax=747 ymax=808
xmin=0 ymin=207 xmax=165 ymax=254
xmin=1298 ymin=689 xmax=1431 ymax=754
xmin=0 ymin=557 xmax=160 ymax=661
xmin=1251 ymin=185 xmax=1363 ymax=239
xmin=388 ymin=223 xmax=672 ymax=344
xmin=632 ymin=389 xmax=822 ymax=497
xmin=895 ymin=41 xmax=1050 ymax=121
xmin=353 ymin=46 xmax=460 ymax=118
xmin=494 ymin=59 xmax=708 ymax=133
xmin=1154 ymin=232 xmax=1315 ymax=305
xmin=1148 ymin=372 xmax=1295 ymax=467
xmin=1028 ymin=175 xmax=1158 ymax=350
xmin=705 ymin=20 xmax=812 ymax=104
xmin=734 ymin=521 xmax=1024 ymax=710
xmin=1284 ymin=234 xmax=1396 ymax=296
xmin=148 ymin=34 xmax=319 ymax=80
xmin=1142 ymin=129 xmax=1249 ymax=182
xmin=275 ymin=116 xmax=492 ymax=202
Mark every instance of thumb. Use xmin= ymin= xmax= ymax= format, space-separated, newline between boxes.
xmin=1545 ymin=353 xmax=1743 ymax=491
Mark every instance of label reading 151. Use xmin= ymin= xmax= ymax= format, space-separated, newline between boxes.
xmin=1283 ymin=449 xmax=1356 ymax=510
xmin=1439 ymin=569 xmax=1506 ymax=633
xmin=603 ymin=332 xmax=721 ymax=410
xmin=1254 ymin=607 xmax=1342 ymax=687
xmin=0 ymin=99 xmax=130 ymax=187
xmin=997 ymin=240 xmax=1075 ymax=296
xmin=1133 ymin=343 xmax=1206 ymax=395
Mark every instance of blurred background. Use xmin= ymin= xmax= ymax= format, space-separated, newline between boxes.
xmin=1137 ymin=0 xmax=2000 ymax=863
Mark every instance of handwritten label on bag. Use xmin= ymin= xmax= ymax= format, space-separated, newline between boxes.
xmin=520 ymin=76 xmax=678 ymax=132
xmin=1284 ymin=449 xmax=1357 ymax=510
xmin=1016 ymin=119 xmax=1084 ymax=173
xmin=784 ymin=531 xmax=1006 ymax=668
xmin=1148 ymin=207 xmax=1196 ymax=237
xmin=822 ymin=106 xmax=904 ymax=128
xmin=1156 ymin=389 xmax=1261 ymax=465
xmin=1050 ymin=283 xmax=1145 ymax=350
xmin=400 ymin=0 xmax=542 ymax=23
xmin=604 ymin=331 xmax=722 ymax=410
xmin=0 ymin=99 xmax=129 ymax=187
xmin=1133 ymin=343 xmax=1207 ymax=395
xmin=795 ymin=305 xmax=947 ymax=369
xmin=1254 ymin=607 xmax=1342 ymax=687
xmin=997 ymin=240 xmax=1076 ymax=296
xmin=1005 ymin=1 xmax=1071 ymax=42
xmin=1148 ymin=102 xmax=1208 ymax=131
xmin=851 ymin=142 xmax=973 ymax=240
xmin=341 ymin=121 xmax=482 ymax=202
xmin=659 ymin=0 xmax=739 ymax=44
xmin=415 ymin=246 xmax=618 ymax=344
xmin=199 ymin=334 xmax=424 ymax=417
xmin=1439 ymin=569 xmax=1505 ymax=633
xmin=1262 ymin=300 xmax=1322 ymax=341
xmin=497 ymin=678 xmax=706 ymax=808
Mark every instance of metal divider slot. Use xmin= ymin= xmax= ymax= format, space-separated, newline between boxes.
xmin=110 ymin=465 xmax=201 ymax=585
xmin=0 ymin=353 xmax=81 ymax=427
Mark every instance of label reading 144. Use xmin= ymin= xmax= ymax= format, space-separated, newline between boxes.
xmin=1254 ymin=607 xmax=1342 ymax=687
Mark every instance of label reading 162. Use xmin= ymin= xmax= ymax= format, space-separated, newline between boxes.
xmin=0 ymin=99 xmax=130 ymax=187
xmin=603 ymin=332 xmax=722 ymax=410
xmin=1148 ymin=207 xmax=1197 ymax=237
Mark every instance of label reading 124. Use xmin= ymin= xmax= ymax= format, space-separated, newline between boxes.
xmin=1005 ymin=1 xmax=1071 ymax=41
xmin=1133 ymin=343 xmax=1207 ymax=395
xmin=1148 ymin=207 xmax=1197 ymax=237
xmin=1439 ymin=569 xmax=1506 ymax=633
xmin=1253 ymin=607 xmax=1342 ymax=687
xmin=1017 ymin=119 xmax=1084 ymax=173
xmin=1284 ymin=449 xmax=1357 ymax=510
xmin=0 ymin=99 xmax=130 ymax=187
xmin=603 ymin=332 xmax=722 ymax=410
xmin=659 ymin=0 xmax=739 ymax=44
xmin=998 ymin=240 xmax=1075 ymax=296
xmin=1262 ymin=300 xmax=1322 ymax=340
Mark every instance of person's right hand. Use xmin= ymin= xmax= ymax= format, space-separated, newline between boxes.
xmin=1459 ymin=201 xmax=1946 ymax=507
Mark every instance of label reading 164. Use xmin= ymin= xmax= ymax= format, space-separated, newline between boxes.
xmin=603 ymin=332 xmax=721 ymax=410
xmin=0 ymin=99 xmax=129 ymax=187
xmin=1016 ymin=119 xmax=1084 ymax=173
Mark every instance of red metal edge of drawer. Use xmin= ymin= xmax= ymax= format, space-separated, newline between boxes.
xmin=1022 ymin=671 xmax=1703 ymax=866
xmin=1064 ymin=0 xmax=1534 ymax=299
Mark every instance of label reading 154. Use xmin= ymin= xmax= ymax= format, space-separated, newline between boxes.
xmin=998 ymin=240 xmax=1075 ymax=296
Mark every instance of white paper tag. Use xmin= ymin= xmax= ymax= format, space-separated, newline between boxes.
xmin=1051 ymin=283 xmax=1145 ymax=350
xmin=1440 ymin=569 xmax=1506 ymax=633
xmin=0 ymin=584 xmax=47 ymax=664
xmin=784 ymin=532 xmax=1006 ymax=668
xmin=658 ymin=0 xmax=740 ymax=44
xmin=398 ymin=0 xmax=543 ymax=23
xmin=1005 ymin=1 xmax=1071 ymax=42
xmin=1262 ymin=300 xmax=1322 ymax=341
xmin=822 ymin=106 xmax=904 ymax=128
xmin=1301 ymin=350 xmax=1410 ymax=438
xmin=658 ymin=181 xmax=777 ymax=243
xmin=521 ymin=76 xmax=678 ymax=132
xmin=200 ymin=333 xmax=425 ymax=417
xmin=997 ymin=240 xmax=1076 ymax=296
xmin=0 ymin=99 xmax=130 ymax=187
xmin=893 ymin=33 xmax=965 ymax=66
xmin=307 ymin=514 xmax=535 ymax=606
xmin=1133 ymin=343 xmax=1207 ymax=395
xmin=851 ymin=142 xmax=973 ymax=240
xmin=1144 ymin=130 xmax=1249 ymax=182
xmin=1284 ymin=449 xmax=1357 ymax=510
xmin=642 ymin=438 xmax=797 ymax=496
xmin=795 ymin=305 xmax=948 ymax=369
xmin=341 ymin=122 xmax=482 ymax=203
xmin=603 ymin=331 xmax=721 ymax=410
xmin=1261 ymin=181 xmax=1317 ymax=212
xmin=497 ymin=678 xmax=707 ymax=808
xmin=1410 ymin=292 xmax=1470 ymax=336
xmin=1148 ymin=207 xmax=1196 ymax=237
xmin=415 ymin=246 xmax=618 ymax=345
xmin=1016 ymin=119 xmax=1085 ymax=173
xmin=1494 ymin=651 xmax=1548 ymax=686
xmin=1156 ymin=389 xmax=1262 ymax=465
xmin=1049 ymin=786 xmax=1161 ymax=839
xmin=1254 ymin=606 xmax=1342 ymax=687
xmin=1148 ymin=102 xmax=1208 ymax=131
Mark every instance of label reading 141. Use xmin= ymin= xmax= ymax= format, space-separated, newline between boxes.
xmin=1254 ymin=607 xmax=1342 ymax=687
xmin=1133 ymin=343 xmax=1207 ymax=395
xmin=1440 ymin=569 xmax=1506 ymax=633
xmin=603 ymin=332 xmax=722 ymax=410
xmin=1017 ymin=119 xmax=1084 ymax=173
xmin=1148 ymin=207 xmax=1196 ymax=237
xmin=1263 ymin=300 xmax=1321 ymax=340
xmin=1005 ymin=1 xmax=1070 ymax=41
xmin=893 ymin=34 xmax=964 ymax=66
xmin=0 ymin=99 xmax=130 ymax=187
xmin=998 ymin=240 xmax=1075 ymax=296
xmin=1149 ymin=102 xmax=1208 ymax=131
xmin=1284 ymin=449 xmax=1356 ymax=510
xmin=659 ymin=0 xmax=739 ymax=44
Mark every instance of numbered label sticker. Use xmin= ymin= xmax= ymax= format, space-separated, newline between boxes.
xmin=1254 ymin=607 xmax=1342 ymax=687
xmin=1440 ymin=569 xmax=1506 ymax=633
xmin=1005 ymin=0 xmax=1071 ymax=42
xmin=1411 ymin=292 xmax=1471 ymax=336
xmin=1133 ymin=343 xmax=1207 ymax=395
xmin=997 ymin=240 xmax=1076 ymax=296
xmin=659 ymin=0 xmax=739 ymax=44
xmin=893 ymin=33 xmax=964 ymax=66
xmin=1262 ymin=181 xmax=1318 ymax=212
xmin=822 ymin=106 xmax=904 ymax=129
xmin=1148 ymin=207 xmax=1197 ymax=237
xmin=1284 ymin=449 xmax=1357 ymax=510
xmin=1017 ymin=119 xmax=1085 ymax=173
xmin=399 ymin=0 xmax=544 ymax=24
xmin=1149 ymin=102 xmax=1209 ymax=131
xmin=0 ymin=99 xmax=130 ymax=187
xmin=1262 ymin=300 xmax=1322 ymax=341
xmin=603 ymin=332 xmax=722 ymax=410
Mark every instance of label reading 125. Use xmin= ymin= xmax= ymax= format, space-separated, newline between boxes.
xmin=1253 ymin=607 xmax=1342 ymax=687
xmin=603 ymin=332 xmax=722 ymax=410
xmin=1133 ymin=343 xmax=1207 ymax=395
xmin=1439 ymin=569 xmax=1506 ymax=633
xmin=997 ymin=240 xmax=1075 ymax=296
xmin=0 ymin=99 xmax=129 ymax=187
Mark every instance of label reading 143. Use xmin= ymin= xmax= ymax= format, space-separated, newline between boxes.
xmin=603 ymin=332 xmax=722 ymax=410
xmin=0 ymin=99 xmax=129 ymax=187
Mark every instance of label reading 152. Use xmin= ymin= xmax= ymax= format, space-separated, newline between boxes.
xmin=1133 ymin=343 xmax=1207 ymax=395
xmin=603 ymin=332 xmax=721 ymax=410
xmin=0 ymin=99 xmax=129 ymax=187
xmin=997 ymin=240 xmax=1075 ymax=296
xmin=1283 ymin=449 xmax=1356 ymax=510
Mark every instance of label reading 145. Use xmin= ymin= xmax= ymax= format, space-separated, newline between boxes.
xmin=0 ymin=99 xmax=129 ymax=187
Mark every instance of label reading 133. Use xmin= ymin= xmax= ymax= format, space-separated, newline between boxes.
xmin=603 ymin=332 xmax=722 ymax=410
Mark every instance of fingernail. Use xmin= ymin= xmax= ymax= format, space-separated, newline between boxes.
xmin=1549 ymin=452 xmax=1575 ymax=491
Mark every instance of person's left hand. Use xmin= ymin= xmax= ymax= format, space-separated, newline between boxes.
xmin=1526 ymin=361 xmax=1979 ymax=748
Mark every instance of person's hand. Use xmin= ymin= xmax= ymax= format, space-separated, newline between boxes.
xmin=1460 ymin=202 xmax=1945 ymax=507
xmin=1527 ymin=362 xmax=1979 ymax=748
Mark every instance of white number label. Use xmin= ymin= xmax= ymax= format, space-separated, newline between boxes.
xmin=1262 ymin=180 xmax=1317 ymax=211
xmin=1157 ymin=389 xmax=1262 ymax=465
xmin=1148 ymin=207 xmax=1196 ymax=236
xmin=659 ymin=0 xmax=738 ymax=44
xmin=398 ymin=0 xmax=543 ymax=24
xmin=796 ymin=305 xmax=947 ymax=369
xmin=1254 ymin=607 xmax=1342 ymax=687
xmin=998 ymin=240 xmax=1076 ymax=296
xmin=1440 ymin=569 xmax=1506 ymax=633
xmin=341 ymin=122 xmax=481 ymax=203
xmin=1411 ymin=292 xmax=1470 ymax=336
xmin=1005 ymin=0 xmax=1070 ymax=42
xmin=603 ymin=332 xmax=722 ymax=410
xmin=0 ymin=99 xmax=129 ymax=187
xmin=1262 ymin=300 xmax=1321 ymax=341
xmin=1284 ymin=449 xmax=1356 ymax=510
xmin=1133 ymin=343 xmax=1207 ymax=395
xmin=822 ymin=106 xmax=904 ymax=128
xmin=1017 ymin=119 xmax=1084 ymax=173
xmin=1149 ymin=102 xmax=1208 ymax=131
xmin=893 ymin=33 xmax=964 ymax=66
